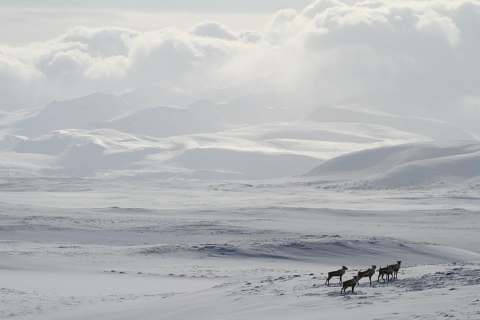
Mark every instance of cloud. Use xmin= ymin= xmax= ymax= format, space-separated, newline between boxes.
xmin=301 ymin=0 xmax=346 ymax=19
xmin=416 ymin=10 xmax=460 ymax=48
xmin=59 ymin=27 xmax=140 ymax=57
xmin=0 ymin=0 xmax=479 ymax=135
xmin=190 ymin=21 xmax=238 ymax=40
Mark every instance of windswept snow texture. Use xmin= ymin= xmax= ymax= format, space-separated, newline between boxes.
xmin=1 ymin=178 xmax=480 ymax=320
xmin=308 ymin=140 xmax=480 ymax=188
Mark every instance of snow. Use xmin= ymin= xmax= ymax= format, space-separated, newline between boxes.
xmin=16 ymin=93 xmax=130 ymax=138
xmin=88 ymin=104 xmax=228 ymax=138
xmin=306 ymin=104 xmax=476 ymax=141
xmin=0 ymin=135 xmax=27 ymax=151
xmin=90 ymin=95 xmax=293 ymax=137
xmin=1 ymin=97 xmax=443 ymax=180
xmin=0 ymin=122 xmax=428 ymax=180
xmin=308 ymin=140 xmax=480 ymax=188
xmin=168 ymin=147 xmax=321 ymax=179
xmin=1 ymin=178 xmax=480 ymax=319
xmin=1 ymin=92 xmax=480 ymax=319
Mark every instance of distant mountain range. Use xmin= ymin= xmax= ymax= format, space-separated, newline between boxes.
xmin=0 ymin=89 xmax=477 ymax=183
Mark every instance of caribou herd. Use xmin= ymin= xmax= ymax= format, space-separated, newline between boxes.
xmin=325 ymin=261 xmax=402 ymax=294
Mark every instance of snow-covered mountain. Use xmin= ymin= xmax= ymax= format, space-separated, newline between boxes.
xmin=1 ymin=92 xmax=478 ymax=181
xmin=88 ymin=102 xmax=227 ymax=138
xmin=16 ymin=93 xmax=129 ymax=138
xmin=88 ymin=95 xmax=294 ymax=138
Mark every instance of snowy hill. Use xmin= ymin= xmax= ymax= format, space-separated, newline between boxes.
xmin=308 ymin=140 xmax=480 ymax=187
xmin=7 ymin=129 xmax=321 ymax=179
xmin=169 ymin=147 xmax=320 ymax=180
xmin=88 ymin=96 xmax=293 ymax=138
xmin=88 ymin=102 xmax=227 ymax=138
xmin=306 ymin=104 xmax=476 ymax=141
xmin=0 ymin=134 xmax=27 ymax=151
xmin=218 ymin=121 xmax=428 ymax=162
xmin=16 ymin=93 xmax=129 ymax=137
xmin=12 ymin=129 xmax=164 ymax=177
xmin=2 ymin=93 xmax=478 ymax=182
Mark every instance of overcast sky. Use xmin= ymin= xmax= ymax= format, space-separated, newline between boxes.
xmin=0 ymin=0 xmax=479 ymax=133
xmin=0 ymin=0 xmax=314 ymax=44
xmin=0 ymin=0 xmax=316 ymax=12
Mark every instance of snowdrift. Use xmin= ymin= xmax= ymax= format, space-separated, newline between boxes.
xmin=308 ymin=141 xmax=480 ymax=187
xmin=140 ymin=236 xmax=480 ymax=266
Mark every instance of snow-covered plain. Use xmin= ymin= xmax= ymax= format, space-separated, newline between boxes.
xmin=1 ymin=178 xmax=480 ymax=319
xmin=1 ymin=92 xmax=480 ymax=319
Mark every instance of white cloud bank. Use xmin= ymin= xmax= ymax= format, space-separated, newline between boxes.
xmin=1 ymin=0 xmax=479 ymax=132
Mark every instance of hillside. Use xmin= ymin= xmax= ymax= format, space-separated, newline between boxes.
xmin=168 ymin=147 xmax=321 ymax=180
xmin=0 ymin=134 xmax=27 ymax=151
xmin=88 ymin=96 xmax=294 ymax=138
xmin=7 ymin=129 xmax=321 ymax=179
xmin=308 ymin=140 xmax=480 ymax=188
xmin=306 ymin=104 xmax=476 ymax=141
xmin=16 ymin=93 xmax=129 ymax=137
xmin=88 ymin=102 xmax=227 ymax=138
xmin=2 ymin=93 xmax=479 ymax=182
